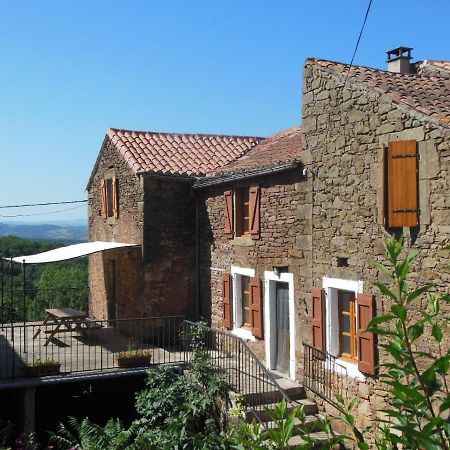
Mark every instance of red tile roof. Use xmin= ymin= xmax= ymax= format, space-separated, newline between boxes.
xmin=212 ymin=126 xmax=303 ymax=176
xmin=418 ymin=60 xmax=450 ymax=79
xmin=309 ymin=58 xmax=450 ymax=125
xmin=107 ymin=128 xmax=264 ymax=177
xmin=426 ymin=60 xmax=450 ymax=73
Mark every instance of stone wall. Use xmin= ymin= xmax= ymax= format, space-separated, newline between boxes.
xmin=197 ymin=170 xmax=311 ymax=366
xmin=302 ymin=60 xmax=450 ymax=435
xmin=141 ymin=177 xmax=196 ymax=318
xmin=88 ymin=138 xmax=144 ymax=319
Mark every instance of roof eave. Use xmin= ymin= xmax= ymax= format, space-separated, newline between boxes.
xmin=86 ymin=135 xmax=109 ymax=191
xmin=137 ymin=171 xmax=196 ymax=183
xmin=193 ymin=161 xmax=301 ymax=190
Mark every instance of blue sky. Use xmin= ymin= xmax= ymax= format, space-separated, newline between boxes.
xmin=1 ymin=0 xmax=449 ymax=223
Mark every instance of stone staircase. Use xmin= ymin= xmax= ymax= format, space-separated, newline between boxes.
xmin=230 ymin=376 xmax=333 ymax=449
xmin=184 ymin=322 xmax=336 ymax=448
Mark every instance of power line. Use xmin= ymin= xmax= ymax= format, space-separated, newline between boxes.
xmin=321 ymin=0 xmax=374 ymax=130
xmin=0 ymin=204 xmax=86 ymax=218
xmin=342 ymin=0 xmax=374 ymax=90
xmin=0 ymin=200 xmax=87 ymax=209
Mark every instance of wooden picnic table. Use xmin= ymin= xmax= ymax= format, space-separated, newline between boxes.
xmin=33 ymin=308 xmax=89 ymax=346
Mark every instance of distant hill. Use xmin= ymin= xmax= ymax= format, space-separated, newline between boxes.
xmin=0 ymin=222 xmax=88 ymax=242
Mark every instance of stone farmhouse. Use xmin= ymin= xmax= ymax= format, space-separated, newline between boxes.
xmin=87 ymin=47 xmax=450 ymax=430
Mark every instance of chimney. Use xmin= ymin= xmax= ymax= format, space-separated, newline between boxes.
xmin=386 ymin=47 xmax=414 ymax=73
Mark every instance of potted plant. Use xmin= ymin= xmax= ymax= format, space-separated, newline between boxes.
xmin=23 ymin=358 xmax=61 ymax=377
xmin=114 ymin=349 xmax=152 ymax=368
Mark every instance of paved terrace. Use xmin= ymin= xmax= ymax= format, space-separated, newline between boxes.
xmin=0 ymin=316 xmax=186 ymax=381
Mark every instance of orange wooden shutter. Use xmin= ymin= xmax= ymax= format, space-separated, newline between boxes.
xmin=112 ymin=176 xmax=119 ymax=219
xmin=100 ymin=179 xmax=107 ymax=220
xmin=387 ymin=141 xmax=419 ymax=227
xmin=357 ymin=293 xmax=375 ymax=375
xmin=223 ymin=274 xmax=233 ymax=329
xmin=249 ymin=277 xmax=263 ymax=338
xmin=249 ymin=186 xmax=260 ymax=239
xmin=311 ymin=287 xmax=325 ymax=351
xmin=224 ymin=190 xmax=234 ymax=238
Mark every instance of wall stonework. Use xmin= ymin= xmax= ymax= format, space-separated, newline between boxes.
xmin=302 ymin=61 xmax=450 ymax=437
xmin=197 ymin=170 xmax=312 ymax=368
xmin=88 ymin=140 xmax=197 ymax=320
xmin=88 ymin=139 xmax=144 ymax=320
xmin=142 ymin=178 xmax=196 ymax=318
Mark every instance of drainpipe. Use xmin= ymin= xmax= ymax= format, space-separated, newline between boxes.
xmin=190 ymin=186 xmax=200 ymax=319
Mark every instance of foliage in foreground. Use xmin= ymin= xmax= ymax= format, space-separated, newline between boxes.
xmin=332 ymin=236 xmax=450 ymax=450
xmin=9 ymin=236 xmax=450 ymax=449
xmin=50 ymin=339 xmax=231 ymax=449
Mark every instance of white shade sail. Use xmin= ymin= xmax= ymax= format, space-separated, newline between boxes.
xmin=3 ymin=241 xmax=140 ymax=265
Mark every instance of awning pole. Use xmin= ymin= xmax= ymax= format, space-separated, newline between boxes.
xmin=10 ymin=257 xmax=14 ymax=379
xmin=1 ymin=256 xmax=4 ymax=328
xmin=22 ymin=260 xmax=27 ymax=353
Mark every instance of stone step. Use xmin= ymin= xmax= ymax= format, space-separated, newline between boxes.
xmin=245 ymin=398 xmax=318 ymax=423
xmin=287 ymin=430 xmax=335 ymax=449
xmin=265 ymin=415 xmax=322 ymax=433
xmin=239 ymin=385 xmax=306 ymax=407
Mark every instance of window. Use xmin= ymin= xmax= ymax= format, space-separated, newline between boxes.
xmin=338 ymin=290 xmax=357 ymax=360
xmin=312 ymin=278 xmax=376 ymax=377
xmin=385 ymin=140 xmax=419 ymax=227
xmin=105 ymin=179 xmax=114 ymax=218
xmin=222 ymin=268 xmax=263 ymax=339
xmin=241 ymin=275 xmax=251 ymax=326
xmin=101 ymin=175 xmax=119 ymax=220
xmin=224 ymin=186 xmax=260 ymax=239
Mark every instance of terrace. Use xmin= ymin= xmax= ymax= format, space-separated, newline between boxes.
xmin=0 ymin=242 xmax=187 ymax=384
xmin=0 ymin=314 xmax=186 ymax=382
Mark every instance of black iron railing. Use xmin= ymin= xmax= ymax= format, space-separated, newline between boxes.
xmin=302 ymin=342 xmax=347 ymax=408
xmin=184 ymin=321 xmax=292 ymax=426
xmin=0 ymin=315 xmax=185 ymax=380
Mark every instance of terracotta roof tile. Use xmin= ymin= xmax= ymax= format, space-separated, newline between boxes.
xmin=211 ymin=126 xmax=303 ymax=176
xmin=309 ymin=58 xmax=450 ymax=125
xmin=106 ymin=128 xmax=263 ymax=177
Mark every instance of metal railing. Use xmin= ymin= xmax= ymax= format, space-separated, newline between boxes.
xmin=184 ymin=321 xmax=292 ymax=425
xmin=302 ymin=342 xmax=347 ymax=408
xmin=0 ymin=315 xmax=185 ymax=380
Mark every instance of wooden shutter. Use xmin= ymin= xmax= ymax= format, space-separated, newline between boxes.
xmin=311 ymin=287 xmax=325 ymax=351
xmin=249 ymin=186 xmax=260 ymax=239
xmin=223 ymin=274 xmax=233 ymax=329
xmin=357 ymin=293 xmax=375 ymax=375
xmin=249 ymin=277 xmax=263 ymax=338
xmin=113 ymin=176 xmax=119 ymax=219
xmin=224 ymin=190 xmax=234 ymax=238
xmin=387 ymin=141 xmax=419 ymax=227
xmin=100 ymin=179 xmax=107 ymax=220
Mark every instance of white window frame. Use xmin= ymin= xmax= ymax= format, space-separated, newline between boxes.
xmin=322 ymin=276 xmax=366 ymax=380
xmin=264 ymin=271 xmax=296 ymax=380
xmin=231 ymin=266 xmax=256 ymax=341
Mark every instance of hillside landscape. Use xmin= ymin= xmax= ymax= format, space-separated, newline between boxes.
xmin=0 ymin=222 xmax=88 ymax=242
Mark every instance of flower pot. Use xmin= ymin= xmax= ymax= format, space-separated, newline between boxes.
xmin=24 ymin=362 xmax=61 ymax=377
xmin=114 ymin=355 xmax=151 ymax=368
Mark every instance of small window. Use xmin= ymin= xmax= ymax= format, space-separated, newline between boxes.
xmin=241 ymin=275 xmax=251 ymax=327
xmin=223 ymin=186 xmax=260 ymax=239
xmin=314 ymin=283 xmax=376 ymax=375
xmin=222 ymin=270 xmax=263 ymax=339
xmin=105 ymin=179 xmax=114 ymax=218
xmin=385 ymin=140 xmax=419 ymax=227
xmin=101 ymin=176 xmax=119 ymax=220
xmin=235 ymin=188 xmax=251 ymax=237
xmin=338 ymin=290 xmax=357 ymax=360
